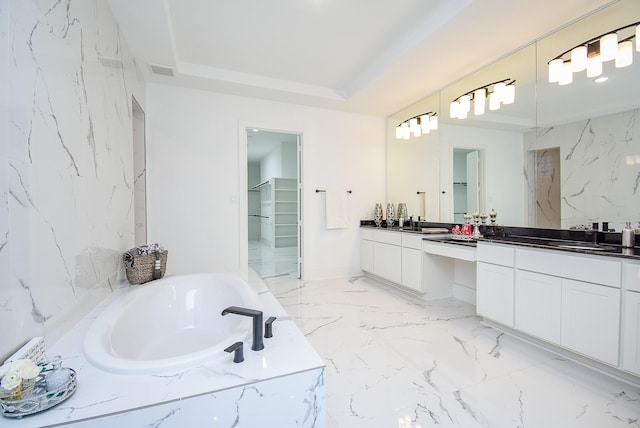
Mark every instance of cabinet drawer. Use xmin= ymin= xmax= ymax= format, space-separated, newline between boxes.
xmin=361 ymin=228 xmax=374 ymax=241
xmin=374 ymin=230 xmax=402 ymax=246
xmin=402 ymin=233 xmax=423 ymax=250
xmin=516 ymin=248 xmax=621 ymax=288
xmin=424 ymin=241 xmax=476 ymax=261
xmin=624 ymin=261 xmax=640 ymax=292
xmin=477 ymin=243 xmax=514 ymax=267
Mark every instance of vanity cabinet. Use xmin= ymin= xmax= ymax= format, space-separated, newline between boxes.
xmin=561 ymin=278 xmax=620 ymax=365
xmin=361 ymin=234 xmax=374 ymax=273
xmin=476 ymin=243 xmax=515 ymax=327
xmin=622 ymin=261 xmax=640 ymax=375
xmin=361 ymin=229 xmax=402 ymax=286
xmin=401 ymin=234 xmax=424 ymax=292
xmin=514 ymin=270 xmax=562 ymax=345
xmin=360 ymin=229 xmax=426 ymax=293
xmin=475 ymin=243 xmax=626 ymax=368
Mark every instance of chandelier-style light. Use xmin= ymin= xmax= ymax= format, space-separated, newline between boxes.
xmin=449 ymin=78 xmax=515 ymax=120
xmin=548 ymin=21 xmax=639 ymax=85
xmin=395 ymin=112 xmax=438 ymax=139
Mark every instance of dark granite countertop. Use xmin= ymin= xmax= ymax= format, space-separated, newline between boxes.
xmin=360 ymin=221 xmax=640 ymax=260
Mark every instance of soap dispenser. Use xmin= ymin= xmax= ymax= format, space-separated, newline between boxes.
xmin=622 ymin=222 xmax=635 ymax=248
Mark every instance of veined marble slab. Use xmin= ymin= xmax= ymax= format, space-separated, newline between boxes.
xmin=5 ymin=278 xmax=325 ymax=427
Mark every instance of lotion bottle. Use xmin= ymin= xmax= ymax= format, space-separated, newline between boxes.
xmin=622 ymin=222 xmax=635 ymax=248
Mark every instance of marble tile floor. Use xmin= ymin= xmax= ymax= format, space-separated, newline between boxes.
xmin=264 ymin=275 xmax=640 ymax=428
xmin=248 ymin=240 xmax=298 ymax=279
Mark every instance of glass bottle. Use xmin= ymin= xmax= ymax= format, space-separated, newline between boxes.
xmin=45 ymin=356 xmax=70 ymax=391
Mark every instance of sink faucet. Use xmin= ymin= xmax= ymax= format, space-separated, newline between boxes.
xmin=221 ymin=306 xmax=264 ymax=351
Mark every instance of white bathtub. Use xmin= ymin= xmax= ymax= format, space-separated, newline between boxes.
xmin=83 ymin=273 xmax=261 ymax=374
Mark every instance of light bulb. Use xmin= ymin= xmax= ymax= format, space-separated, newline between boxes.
xmin=615 ymin=40 xmax=633 ymax=68
xmin=548 ymin=58 xmax=564 ymax=83
xmin=429 ymin=115 xmax=438 ymax=130
xmin=402 ymin=123 xmax=410 ymax=140
xmin=558 ymin=61 xmax=573 ymax=85
xmin=570 ymin=46 xmax=587 ymax=72
xmin=586 ymin=54 xmax=603 ymax=77
xmin=420 ymin=115 xmax=430 ymax=133
xmin=489 ymin=91 xmax=500 ymax=110
xmin=460 ymin=95 xmax=471 ymax=113
xmin=450 ymin=101 xmax=460 ymax=118
xmin=395 ymin=125 xmax=403 ymax=139
xmin=494 ymin=82 xmax=506 ymax=102
xmin=473 ymin=88 xmax=486 ymax=115
xmin=600 ymin=33 xmax=618 ymax=61
xmin=503 ymin=84 xmax=515 ymax=104
xmin=636 ymin=24 xmax=640 ymax=52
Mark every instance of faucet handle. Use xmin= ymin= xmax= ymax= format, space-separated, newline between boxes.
xmin=224 ymin=341 xmax=244 ymax=363
xmin=265 ymin=316 xmax=277 ymax=338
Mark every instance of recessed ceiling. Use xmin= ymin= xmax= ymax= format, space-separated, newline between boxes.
xmin=107 ymin=0 xmax=615 ymax=116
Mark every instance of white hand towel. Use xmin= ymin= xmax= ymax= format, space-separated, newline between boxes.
xmin=325 ymin=189 xmax=349 ymax=229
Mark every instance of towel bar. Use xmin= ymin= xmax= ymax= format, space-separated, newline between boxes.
xmin=316 ymin=189 xmax=352 ymax=193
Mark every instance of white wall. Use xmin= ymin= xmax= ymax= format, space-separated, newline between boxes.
xmin=0 ymin=0 xmax=145 ymax=358
xmin=146 ymin=84 xmax=386 ymax=279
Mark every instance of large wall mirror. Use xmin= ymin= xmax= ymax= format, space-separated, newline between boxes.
xmin=387 ymin=0 xmax=640 ymax=230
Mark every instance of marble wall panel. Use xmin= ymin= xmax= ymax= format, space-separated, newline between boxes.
xmin=525 ymin=108 xmax=640 ymax=230
xmin=0 ymin=0 xmax=144 ymax=359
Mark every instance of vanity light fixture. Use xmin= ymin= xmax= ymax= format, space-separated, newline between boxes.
xmin=449 ymin=78 xmax=516 ymax=119
xmin=548 ymin=21 xmax=639 ymax=85
xmin=395 ymin=112 xmax=438 ymax=139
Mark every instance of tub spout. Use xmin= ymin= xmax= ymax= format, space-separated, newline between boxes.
xmin=221 ymin=306 xmax=264 ymax=351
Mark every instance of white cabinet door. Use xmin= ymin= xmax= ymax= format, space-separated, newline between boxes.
xmin=373 ymin=242 xmax=402 ymax=284
xmin=361 ymin=239 xmax=374 ymax=273
xmin=402 ymin=247 xmax=422 ymax=292
xmin=515 ymin=270 xmax=561 ymax=345
xmin=561 ymin=279 xmax=620 ymax=366
xmin=622 ymin=290 xmax=640 ymax=375
xmin=477 ymin=262 xmax=514 ymax=326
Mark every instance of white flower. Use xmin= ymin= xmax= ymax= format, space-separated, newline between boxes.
xmin=15 ymin=360 xmax=41 ymax=380
xmin=0 ymin=361 xmax=15 ymax=379
xmin=0 ymin=371 xmax=22 ymax=391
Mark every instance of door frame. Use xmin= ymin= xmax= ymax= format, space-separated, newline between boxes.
xmin=238 ymin=122 xmax=304 ymax=281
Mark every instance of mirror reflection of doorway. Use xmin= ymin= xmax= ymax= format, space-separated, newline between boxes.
xmin=247 ymin=129 xmax=301 ymax=279
xmin=453 ymin=148 xmax=483 ymax=223
xmin=534 ymin=147 xmax=561 ymax=229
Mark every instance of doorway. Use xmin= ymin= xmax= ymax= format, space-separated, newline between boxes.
xmin=132 ymin=96 xmax=147 ymax=246
xmin=246 ymin=129 xmax=302 ymax=279
xmin=452 ymin=148 xmax=483 ymax=223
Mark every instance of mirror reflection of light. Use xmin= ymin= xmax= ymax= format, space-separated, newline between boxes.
xmin=185 ymin=289 xmax=197 ymax=327
xmin=594 ymin=76 xmax=608 ymax=83
xmin=262 ymin=356 xmax=268 ymax=369
xmin=626 ymin=155 xmax=640 ymax=165
xmin=398 ymin=416 xmax=422 ymax=428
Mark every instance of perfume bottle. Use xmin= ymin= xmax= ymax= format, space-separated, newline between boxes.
xmin=45 ymin=356 xmax=70 ymax=391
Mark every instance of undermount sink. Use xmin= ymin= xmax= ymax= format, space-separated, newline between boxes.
xmin=557 ymin=244 xmax=607 ymax=250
